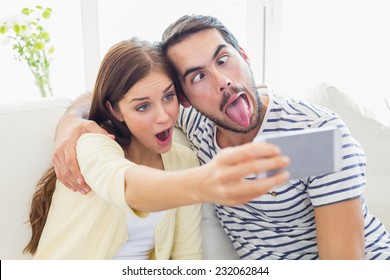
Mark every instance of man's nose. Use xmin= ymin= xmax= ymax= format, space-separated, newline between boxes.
xmin=214 ymin=70 xmax=232 ymax=93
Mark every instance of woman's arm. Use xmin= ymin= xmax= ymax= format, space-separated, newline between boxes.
xmin=314 ymin=198 xmax=365 ymax=259
xmin=124 ymin=141 xmax=290 ymax=211
xmin=76 ymin=133 xmax=290 ymax=211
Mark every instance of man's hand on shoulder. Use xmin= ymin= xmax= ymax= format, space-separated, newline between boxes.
xmin=52 ymin=93 xmax=114 ymax=194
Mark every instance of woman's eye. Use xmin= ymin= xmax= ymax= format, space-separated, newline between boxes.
xmin=136 ymin=104 xmax=149 ymax=112
xmin=218 ymin=55 xmax=228 ymax=65
xmin=192 ymin=73 xmax=205 ymax=83
xmin=163 ymin=92 xmax=175 ymax=102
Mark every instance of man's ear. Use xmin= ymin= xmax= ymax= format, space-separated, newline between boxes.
xmin=178 ymin=95 xmax=192 ymax=108
xmin=105 ymin=101 xmax=124 ymax=122
xmin=239 ymin=47 xmax=250 ymax=64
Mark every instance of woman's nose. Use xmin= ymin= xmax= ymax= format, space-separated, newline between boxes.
xmin=155 ymin=106 xmax=170 ymax=124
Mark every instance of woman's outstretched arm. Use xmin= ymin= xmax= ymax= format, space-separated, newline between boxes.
xmin=76 ymin=134 xmax=290 ymax=212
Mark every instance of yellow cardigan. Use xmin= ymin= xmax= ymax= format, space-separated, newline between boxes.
xmin=34 ymin=134 xmax=202 ymax=260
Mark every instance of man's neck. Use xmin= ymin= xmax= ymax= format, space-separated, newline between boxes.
xmin=216 ymin=125 xmax=260 ymax=148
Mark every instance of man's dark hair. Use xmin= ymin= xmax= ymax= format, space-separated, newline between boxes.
xmin=159 ymin=15 xmax=241 ymax=101
xmin=161 ymin=14 xmax=241 ymax=55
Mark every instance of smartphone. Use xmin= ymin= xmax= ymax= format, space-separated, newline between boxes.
xmin=254 ymin=127 xmax=343 ymax=180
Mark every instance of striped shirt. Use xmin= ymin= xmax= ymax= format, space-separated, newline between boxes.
xmin=178 ymin=89 xmax=390 ymax=260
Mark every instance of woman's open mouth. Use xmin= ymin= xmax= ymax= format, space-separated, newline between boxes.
xmin=155 ymin=128 xmax=172 ymax=146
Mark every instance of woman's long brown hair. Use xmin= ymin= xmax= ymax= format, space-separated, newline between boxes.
xmin=24 ymin=37 xmax=176 ymax=255
xmin=23 ymin=167 xmax=56 ymax=254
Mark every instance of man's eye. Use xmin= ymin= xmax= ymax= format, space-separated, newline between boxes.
xmin=192 ymin=73 xmax=205 ymax=83
xmin=218 ymin=55 xmax=228 ymax=65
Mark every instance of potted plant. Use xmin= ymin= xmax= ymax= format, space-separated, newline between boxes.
xmin=0 ymin=6 xmax=55 ymax=97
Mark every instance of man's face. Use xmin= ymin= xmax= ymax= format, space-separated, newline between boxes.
xmin=166 ymin=28 xmax=261 ymax=133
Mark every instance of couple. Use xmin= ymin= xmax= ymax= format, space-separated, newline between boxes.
xmin=26 ymin=14 xmax=390 ymax=260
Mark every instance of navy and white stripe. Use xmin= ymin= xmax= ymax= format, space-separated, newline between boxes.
xmin=178 ymin=89 xmax=390 ymax=260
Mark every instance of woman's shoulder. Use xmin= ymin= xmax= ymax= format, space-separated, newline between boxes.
xmin=162 ymin=143 xmax=199 ymax=171
xmin=77 ymin=133 xmax=123 ymax=152
xmin=77 ymin=133 xmax=125 ymax=163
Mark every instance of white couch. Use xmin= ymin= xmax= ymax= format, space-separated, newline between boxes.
xmin=1 ymin=83 xmax=389 ymax=260
xmin=0 ymin=98 xmax=71 ymax=259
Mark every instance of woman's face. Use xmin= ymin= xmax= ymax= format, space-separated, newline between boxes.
xmin=116 ymin=70 xmax=179 ymax=155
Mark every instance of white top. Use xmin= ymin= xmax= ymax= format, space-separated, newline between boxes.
xmin=113 ymin=211 xmax=166 ymax=260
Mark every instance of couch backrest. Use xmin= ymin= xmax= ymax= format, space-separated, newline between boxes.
xmin=302 ymin=82 xmax=390 ymax=229
xmin=0 ymin=98 xmax=71 ymax=259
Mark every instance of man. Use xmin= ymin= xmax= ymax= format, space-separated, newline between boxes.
xmin=53 ymin=15 xmax=390 ymax=259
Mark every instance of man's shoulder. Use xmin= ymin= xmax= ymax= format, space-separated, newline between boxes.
xmin=178 ymin=106 xmax=216 ymax=145
xmin=271 ymin=93 xmax=337 ymax=117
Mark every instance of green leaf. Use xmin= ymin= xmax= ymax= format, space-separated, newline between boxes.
xmin=21 ymin=8 xmax=31 ymax=15
xmin=34 ymin=42 xmax=44 ymax=51
xmin=42 ymin=11 xmax=51 ymax=19
xmin=13 ymin=24 xmax=21 ymax=35
xmin=0 ymin=25 xmax=7 ymax=34
xmin=40 ymin=32 xmax=50 ymax=41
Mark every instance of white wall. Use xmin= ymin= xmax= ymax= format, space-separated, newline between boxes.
xmin=276 ymin=0 xmax=390 ymax=112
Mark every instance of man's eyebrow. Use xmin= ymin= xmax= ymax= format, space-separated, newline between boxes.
xmin=182 ymin=44 xmax=227 ymax=81
xmin=213 ymin=44 xmax=227 ymax=59
xmin=182 ymin=66 xmax=202 ymax=81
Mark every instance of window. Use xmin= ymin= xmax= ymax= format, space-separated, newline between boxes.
xmin=84 ymin=0 xmax=266 ymax=92
xmin=1 ymin=0 xmax=268 ymax=102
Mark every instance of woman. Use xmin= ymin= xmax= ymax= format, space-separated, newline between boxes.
xmin=24 ymin=38 xmax=290 ymax=259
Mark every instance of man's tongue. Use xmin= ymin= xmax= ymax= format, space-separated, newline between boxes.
xmin=225 ymin=95 xmax=250 ymax=127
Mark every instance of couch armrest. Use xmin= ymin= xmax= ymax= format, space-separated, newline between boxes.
xmin=0 ymin=97 xmax=72 ymax=259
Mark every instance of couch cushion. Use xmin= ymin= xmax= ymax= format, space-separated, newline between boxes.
xmin=0 ymin=97 xmax=72 ymax=259
xmin=302 ymin=82 xmax=390 ymax=229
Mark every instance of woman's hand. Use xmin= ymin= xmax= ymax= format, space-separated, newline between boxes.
xmin=123 ymin=141 xmax=290 ymax=212
xmin=196 ymin=141 xmax=291 ymax=205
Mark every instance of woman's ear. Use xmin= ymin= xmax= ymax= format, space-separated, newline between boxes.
xmin=105 ymin=101 xmax=124 ymax=122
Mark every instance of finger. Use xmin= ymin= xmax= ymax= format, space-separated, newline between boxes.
xmin=106 ymin=133 xmax=116 ymax=140
xmin=219 ymin=171 xmax=290 ymax=205
xmin=85 ymin=120 xmax=110 ymax=135
xmin=53 ymin=141 xmax=88 ymax=193
xmin=67 ymin=154 xmax=91 ymax=194
xmin=53 ymin=163 xmax=77 ymax=192
xmin=55 ymin=160 xmax=91 ymax=194
xmin=218 ymin=142 xmax=281 ymax=165
xmin=219 ymin=155 xmax=290 ymax=183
